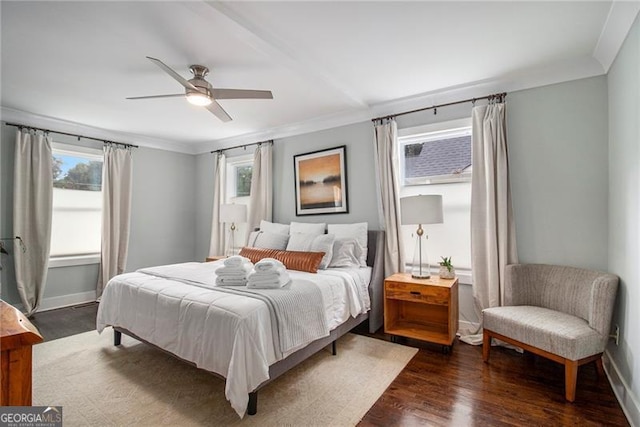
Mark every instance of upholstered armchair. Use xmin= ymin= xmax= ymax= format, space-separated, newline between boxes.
xmin=482 ymin=264 xmax=619 ymax=402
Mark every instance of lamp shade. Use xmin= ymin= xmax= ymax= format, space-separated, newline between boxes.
xmin=219 ymin=203 xmax=247 ymax=223
xmin=400 ymin=195 xmax=443 ymax=225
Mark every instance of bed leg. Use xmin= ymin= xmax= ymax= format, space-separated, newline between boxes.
xmin=114 ymin=329 xmax=122 ymax=346
xmin=248 ymin=392 xmax=258 ymax=415
xmin=332 ymin=340 xmax=337 ymax=356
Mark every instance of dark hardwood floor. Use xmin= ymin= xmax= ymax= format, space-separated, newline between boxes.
xmin=357 ymin=332 xmax=628 ymax=427
xmin=29 ymin=302 xmax=98 ymax=341
xmin=33 ymin=304 xmax=628 ymax=426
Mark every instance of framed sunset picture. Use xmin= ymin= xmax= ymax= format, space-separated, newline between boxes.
xmin=294 ymin=145 xmax=348 ymax=216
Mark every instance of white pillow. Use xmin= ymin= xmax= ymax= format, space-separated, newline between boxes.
xmin=290 ymin=221 xmax=326 ymax=235
xmin=286 ymin=233 xmax=335 ymax=269
xmin=327 ymin=222 xmax=368 ymax=266
xmin=247 ymin=231 xmax=289 ymax=250
xmin=328 ymin=237 xmax=363 ymax=268
xmin=260 ymin=220 xmax=290 ymax=235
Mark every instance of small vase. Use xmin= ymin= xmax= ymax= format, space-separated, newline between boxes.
xmin=439 ymin=266 xmax=455 ymax=279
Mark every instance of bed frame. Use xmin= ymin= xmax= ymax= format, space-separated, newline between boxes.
xmin=113 ymin=230 xmax=385 ymax=416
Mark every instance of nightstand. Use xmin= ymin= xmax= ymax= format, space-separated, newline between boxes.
xmin=205 ymin=255 xmax=226 ymax=262
xmin=384 ymin=273 xmax=459 ymax=352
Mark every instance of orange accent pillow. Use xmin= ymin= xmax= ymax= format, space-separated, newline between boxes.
xmin=239 ymin=247 xmax=325 ymax=273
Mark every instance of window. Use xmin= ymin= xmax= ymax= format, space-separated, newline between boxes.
xmin=225 ymin=154 xmax=253 ymax=250
xmin=234 ymin=164 xmax=252 ymax=197
xmin=399 ymin=122 xmax=472 ymax=185
xmin=397 ymin=118 xmax=472 ymax=283
xmin=49 ymin=143 xmax=103 ymax=267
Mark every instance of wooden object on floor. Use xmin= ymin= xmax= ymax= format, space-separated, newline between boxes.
xmin=483 ymin=328 xmax=603 ymax=402
xmin=0 ymin=300 xmax=43 ymax=406
xmin=205 ymin=255 xmax=226 ymax=262
xmin=384 ymin=273 xmax=458 ymax=351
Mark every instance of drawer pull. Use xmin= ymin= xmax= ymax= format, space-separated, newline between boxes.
xmin=410 ymin=291 xmax=421 ymax=295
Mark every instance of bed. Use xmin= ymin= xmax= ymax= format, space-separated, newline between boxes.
xmin=96 ymin=230 xmax=384 ymax=417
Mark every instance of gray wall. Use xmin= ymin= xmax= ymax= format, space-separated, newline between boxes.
xmin=508 ymin=76 xmax=609 ymax=271
xmin=607 ymin=14 xmax=639 ymax=422
xmin=0 ymin=122 xmax=197 ymax=306
xmin=272 ymin=121 xmax=381 ymax=227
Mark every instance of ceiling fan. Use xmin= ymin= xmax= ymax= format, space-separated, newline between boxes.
xmin=126 ymin=56 xmax=273 ymax=122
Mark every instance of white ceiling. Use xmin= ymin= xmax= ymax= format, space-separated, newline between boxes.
xmin=1 ymin=1 xmax=638 ymax=154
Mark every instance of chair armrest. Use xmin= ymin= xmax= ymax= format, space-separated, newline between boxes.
xmin=589 ymin=274 xmax=619 ymax=338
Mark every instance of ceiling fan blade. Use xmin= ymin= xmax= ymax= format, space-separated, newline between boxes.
xmin=146 ymin=56 xmax=198 ymax=91
xmin=212 ymin=89 xmax=273 ymax=100
xmin=205 ymin=100 xmax=232 ymax=122
xmin=126 ymin=94 xmax=185 ymax=100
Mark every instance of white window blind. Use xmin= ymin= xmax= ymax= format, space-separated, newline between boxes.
xmin=50 ymin=143 xmax=103 ymax=260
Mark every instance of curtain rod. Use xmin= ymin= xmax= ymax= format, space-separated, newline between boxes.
xmin=371 ymin=92 xmax=507 ymax=122
xmin=5 ymin=122 xmax=139 ymax=148
xmin=210 ymin=139 xmax=273 ymax=154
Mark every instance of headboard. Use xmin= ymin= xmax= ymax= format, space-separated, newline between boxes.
xmin=366 ymin=230 xmax=385 ymax=333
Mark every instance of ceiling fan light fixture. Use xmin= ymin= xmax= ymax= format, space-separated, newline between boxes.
xmin=186 ymin=92 xmax=212 ymax=106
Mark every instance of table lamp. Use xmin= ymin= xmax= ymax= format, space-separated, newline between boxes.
xmin=400 ymin=195 xmax=443 ymax=279
xmin=219 ymin=203 xmax=247 ymax=256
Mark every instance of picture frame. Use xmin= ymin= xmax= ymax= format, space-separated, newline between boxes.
xmin=293 ymin=145 xmax=348 ymax=216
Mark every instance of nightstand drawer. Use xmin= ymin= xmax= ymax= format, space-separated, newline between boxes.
xmin=385 ymin=281 xmax=450 ymax=305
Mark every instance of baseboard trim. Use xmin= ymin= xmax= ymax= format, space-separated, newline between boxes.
xmin=604 ymin=349 xmax=640 ymax=427
xmin=12 ymin=290 xmax=97 ymax=313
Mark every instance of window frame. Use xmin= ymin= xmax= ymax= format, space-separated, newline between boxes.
xmin=49 ymin=142 xmax=103 ymax=268
xmin=397 ymin=118 xmax=473 ymax=284
xmin=398 ymin=118 xmax=472 ymax=186
xmin=224 ymin=154 xmax=254 ymax=253
xmin=225 ymin=154 xmax=253 ymax=203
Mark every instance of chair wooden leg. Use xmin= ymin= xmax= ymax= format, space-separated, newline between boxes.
xmin=564 ymin=359 xmax=578 ymax=402
xmin=482 ymin=329 xmax=491 ymax=362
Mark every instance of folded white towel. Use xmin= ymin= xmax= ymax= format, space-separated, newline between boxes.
xmin=216 ymin=263 xmax=253 ymax=277
xmin=224 ymin=256 xmax=251 ymax=267
xmin=216 ymin=272 xmax=249 ymax=281
xmin=216 ymin=276 xmax=247 ymax=286
xmin=251 ymin=267 xmax=286 ymax=278
xmin=254 ymin=258 xmax=285 ymax=273
xmin=247 ymin=274 xmax=291 ymax=289
xmin=247 ymin=270 xmax=287 ymax=282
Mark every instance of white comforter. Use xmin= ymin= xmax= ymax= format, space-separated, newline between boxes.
xmin=96 ymin=261 xmax=371 ymax=417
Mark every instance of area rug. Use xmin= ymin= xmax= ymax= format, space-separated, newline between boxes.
xmin=33 ymin=330 xmax=417 ymax=426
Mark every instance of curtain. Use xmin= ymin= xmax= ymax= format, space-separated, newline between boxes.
xmin=208 ymin=152 xmax=227 ymax=257
xmin=97 ymin=145 xmax=133 ymax=299
xmin=13 ymin=129 xmax=53 ymax=316
xmin=247 ymin=143 xmax=273 ymax=235
xmin=460 ymin=101 xmax=518 ymax=345
xmin=373 ymin=119 xmax=405 ymax=277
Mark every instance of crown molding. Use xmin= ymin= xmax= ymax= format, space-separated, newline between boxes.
xmin=0 ymin=52 xmax=616 ymax=157
xmin=195 ymin=54 xmax=606 ymax=154
xmin=593 ymin=1 xmax=640 ymax=73
xmin=3 ymin=47 xmax=608 ymax=157
xmin=0 ymin=107 xmax=198 ymax=154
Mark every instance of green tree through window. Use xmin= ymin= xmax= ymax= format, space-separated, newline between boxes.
xmin=53 ymin=155 xmax=102 ymax=191
xmin=236 ymin=165 xmax=252 ymax=197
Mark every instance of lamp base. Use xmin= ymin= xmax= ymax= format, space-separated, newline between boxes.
xmin=410 ymin=227 xmax=430 ymax=279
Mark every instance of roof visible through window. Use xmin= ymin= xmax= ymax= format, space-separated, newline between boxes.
xmin=404 ymin=134 xmax=471 ymax=179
